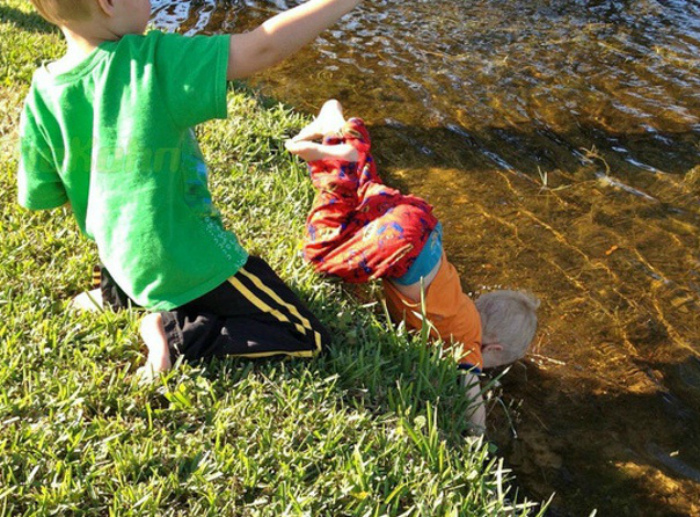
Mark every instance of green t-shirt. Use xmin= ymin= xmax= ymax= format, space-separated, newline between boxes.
xmin=18 ymin=31 xmax=248 ymax=310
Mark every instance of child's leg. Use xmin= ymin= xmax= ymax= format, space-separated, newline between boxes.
xmin=290 ymin=105 xmax=380 ymax=267
xmin=301 ymin=119 xmax=375 ymax=270
xmin=71 ymin=265 xmax=138 ymax=312
xmin=99 ymin=265 xmax=136 ymax=310
xmin=161 ymin=256 xmax=330 ymax=363
xmin=304 ymin=167 xmax=366 ymax=269
xmin=301 ymin=116 xmax=438 ymax=283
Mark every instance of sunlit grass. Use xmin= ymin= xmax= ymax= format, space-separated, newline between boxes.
xmin=0 ymin=1 xmax=545 ymax=515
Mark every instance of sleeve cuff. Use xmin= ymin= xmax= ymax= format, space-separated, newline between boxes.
xmin=214 ymin=35 xmax=230 ymax=120
xmin=458 ymin=363 xmax=482 ymax=374
xmin=18 ymin=192 xmax=68 ymax=211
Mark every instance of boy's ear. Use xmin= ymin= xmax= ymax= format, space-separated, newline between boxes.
xmin=482 ymin=343 xmax=503 ymax=354
xmin=95 ymin=0 xmax=116 ymax=17
xmin=481 ymin=343 xmax=506 ymax=370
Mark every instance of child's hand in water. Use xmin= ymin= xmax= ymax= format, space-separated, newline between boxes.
xmin=285 ymin=139 xmax=359 ymax=163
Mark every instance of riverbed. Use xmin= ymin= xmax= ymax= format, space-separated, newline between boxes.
xmin=151 ymin=1 xmax=700 ymax=514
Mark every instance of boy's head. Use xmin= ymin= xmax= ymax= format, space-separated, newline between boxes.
xmin=30 ymin=0 xmax=92 ymax=25
xmin=31 ymin=0 xmax=151 ymax=36
xmin=475 ymin=290 xmax=539 ymax=369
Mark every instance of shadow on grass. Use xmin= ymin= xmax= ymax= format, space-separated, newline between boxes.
xmin=0 ymin=4 xmax=57 ymax=34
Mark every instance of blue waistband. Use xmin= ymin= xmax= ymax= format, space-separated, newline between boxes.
xmin=393 ymin=223 xmax=443 ymax=286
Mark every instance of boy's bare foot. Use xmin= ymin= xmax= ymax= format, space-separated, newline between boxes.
xmin=137 ymin=312 xmax=172 ymax=382
xmin=292 ymin=99 xmax=346 ymax=142
xmin=68 ymin=288 xmax=104 ymax=312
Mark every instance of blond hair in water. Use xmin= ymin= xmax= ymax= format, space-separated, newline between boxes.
xmin=476 ymin=290 xmax=539 ymax=363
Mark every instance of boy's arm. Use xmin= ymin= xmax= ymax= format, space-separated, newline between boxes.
xmin=18 ymin=106 xmax=67 ymax=211
xmin=228 ymin=0 xmax=362 ymax=80
xmin=463 ymin=371 xmax=487 ymax=435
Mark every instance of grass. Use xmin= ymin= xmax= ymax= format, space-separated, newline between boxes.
xmin=0 ymin=1 xmax=545 ymax=515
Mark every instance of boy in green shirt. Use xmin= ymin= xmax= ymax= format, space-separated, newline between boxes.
xmin=18 ymin=0 xmax=362 ymax=378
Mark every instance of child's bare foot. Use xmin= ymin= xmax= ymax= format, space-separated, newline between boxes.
xmin=68 ymin=288 xmax=104 ymax=312
xmin=292 ymin=99 xmax=346 ymax=142
xmin=137 ymin=312 xmax=172 ymax=382
xmin=285 ymin=139 xmax=359 ymax=163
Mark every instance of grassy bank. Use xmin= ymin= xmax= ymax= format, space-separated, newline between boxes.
xmin=0 ymin=1 xmax=543 ymax=515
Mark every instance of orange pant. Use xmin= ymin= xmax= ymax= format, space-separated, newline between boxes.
xmin=383 ymin=253 xmax=483 ymax=371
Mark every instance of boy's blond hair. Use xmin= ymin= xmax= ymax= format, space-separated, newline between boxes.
xmin=30 ymin=0 xmax=93 ymax=24
xmin=475 ymin=290 xmax=539 ymax=363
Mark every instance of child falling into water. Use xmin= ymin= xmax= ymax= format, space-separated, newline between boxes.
xmin=285 ymin=100 xmax=539 ymax=433
xmin=18 ymin=0 xmax=363 ymax=379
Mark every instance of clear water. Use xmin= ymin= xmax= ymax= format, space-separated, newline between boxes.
xmin=152 ymin=1 xmax=700 ymax=514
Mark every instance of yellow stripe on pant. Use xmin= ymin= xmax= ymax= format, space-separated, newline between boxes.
xmin=238 ymin=267 xmax=323 ymax=354
xmin=227 ymin=276 xmax=306 ymax=335
xmin=220 ymin=274 xmax=314 ymax=358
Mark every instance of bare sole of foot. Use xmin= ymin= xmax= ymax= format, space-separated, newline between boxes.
xmin=293 ymin=99 xmax=346 ymax=142
xmin=137 ymin=313 xmax=172 ymax=383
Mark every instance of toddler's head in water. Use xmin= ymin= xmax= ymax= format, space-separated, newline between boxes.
xmin=476 ymin=290 xmax=539 ymax=369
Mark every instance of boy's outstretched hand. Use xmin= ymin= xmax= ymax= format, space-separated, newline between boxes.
xmin=228 ymin=0 xmax=363 ymax=80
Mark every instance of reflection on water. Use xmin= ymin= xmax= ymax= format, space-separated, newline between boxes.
xmin=152 ymin=1 xmax=700 ymax=514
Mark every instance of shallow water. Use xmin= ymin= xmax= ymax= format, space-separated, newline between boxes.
xmin=152 ymin=1 xmax=700 ymax=514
